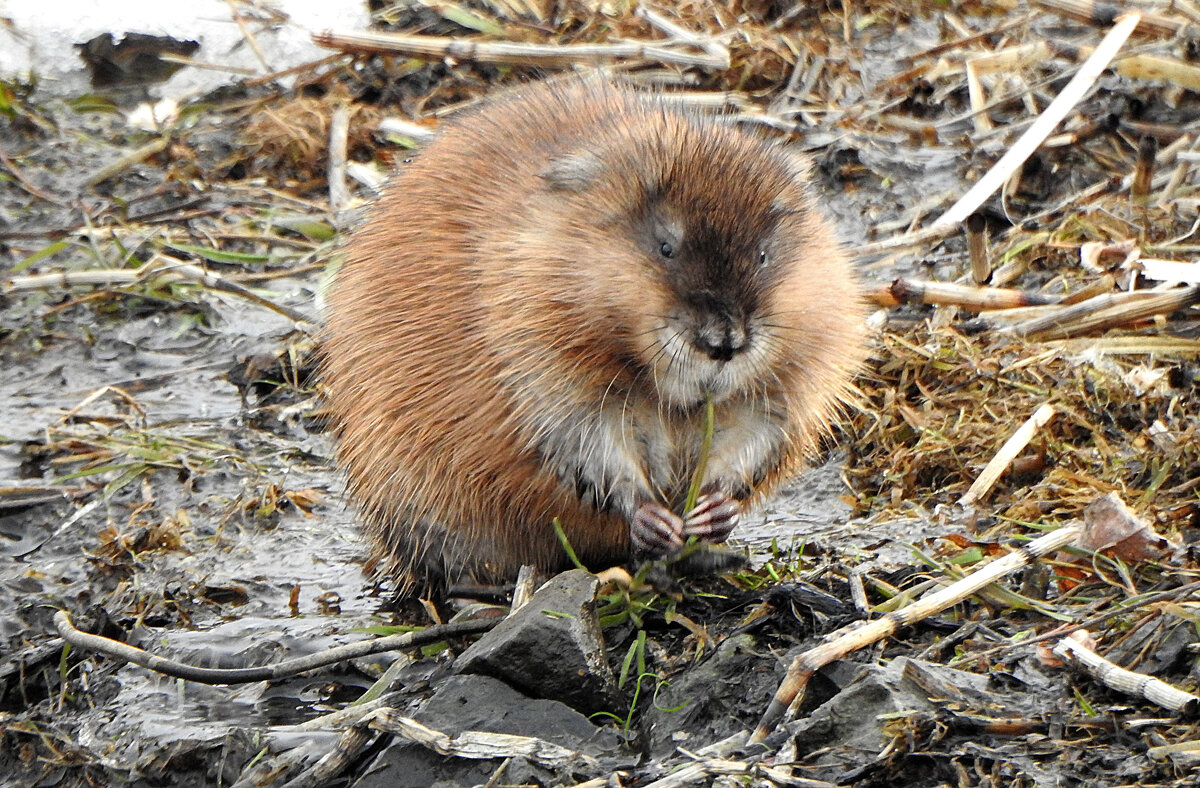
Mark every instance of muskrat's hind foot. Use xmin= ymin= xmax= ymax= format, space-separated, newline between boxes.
xmin=682 ymin=491 xmax=741 ymax=543
xmin=631 ymin=502 xmax=685 ymax=554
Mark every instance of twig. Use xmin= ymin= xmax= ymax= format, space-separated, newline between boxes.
xmin=60 ymin=385 xmax=147 ymax=425
xmin=378 ymin=117 xmax=439 ymax=145
xmin=964 ymin=42 xmax=1051 ymax=134
xmin=511 ymin=564 xmax=540 ymax=611
xmin=157 ymin=53 xmax=259 ymax=76
xmin=683 ymin=397 xmax=715 ymax=514
xmin=276 ymin=722 xmax=375 ymax=788
xmin=1158 ymin=133 xmax=1200 ymax=206
xmin=1147 ymin=740 xmax=1200 ymax=762
xmin=3 ymin=255 xmax=316 ymax=326
xmin=635 ymin=4 xmax=730 ymax=68
xmin=1131 ymin=135 xmax=1158 ymax=203
xmin=163 ymin=257 xmax=319 ymax=324
xmin=0 ymin=149 xmax=68 ymax=206
xmin=900 ymin=15 xmax=1033 ymax=64
xmin=636 ymin=732 xmax=838 ymax=788
xmin=853 ymin=224 xmax=951 ymax=261
xmin=959 ymin=403 xmax=1056 ymax=507
xmin=1060 ymin=274 xmax=1117 ymax=305
xmin=54 ymin=610 xmax=497 ymax=685
xmin=1032 ymin=0 xmax=1184 ymax=37
xmin=370 ymin=709 xmax=601 ymax=770
xmin=750 ymin=523 xmax=1083 ymax=742
xmin=1007 ymin=285 xmax=1200 ymax=340
xmin=13 ymin=499 xmax=103 ymax=559
xmin=952 ymin=580 xmax=1200 ymax=666
xmin=1136 ymin=258 xmax=1200 ymax=285
xmin=637 ymin=757 xmax=756 ymax=788
xmin=226 ymin=0 xmax=272 ymax=72
xmin=84 ymin=137 xmax=170 ymax=188
xmin=328 ymin=102 xmax=351 ymax=212
xmin=0 ymin=486 xmax=83 ymax=509
xmin=929 ymin=12 xmax=1142 ymax=230
xmin=1174 ymin=0 xmax=1200 ymax=25
xmin=1053 ymin=631 xmax=1200 ymax=715
xmin=288 ymin=691 xmax=404 ymax=731
xmin=244 ymin=53 xmax=347 ymax=88
xmin=868 ymin=278 xmax=1060 ymax=310
xmin=966 ymin=213 xmax=990 ymax=284
xmin=312 ymin=30 xmax=729 ymax=70
xmin=1111 ymin=53 xmax=1200 ymax=93
xmin=5 ymin=269 xmax=144 ymax=292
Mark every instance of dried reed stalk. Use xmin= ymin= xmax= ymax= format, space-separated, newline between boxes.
xmin=328 ymin=103 xmax=351 ymax=212
xmin=1009 ymin=285 xmax=1200 ymax=340
xmin=1042 ymin=336 xmax=1200 ymax=356
xmin=1053 ymin=632 xmax=1200 ymax=714
xmin=967 ymin=213 xmax=991 ymax=284
xmin=1131 ymin=135 xmax=1158 ymax=203
xmin=869 ymin=278 xmax=1060 ymax=310
xmin=282 ymin=723 xmax=375 ymax=787
xmin=635 ymin=4 xmax=729 ymax=67
xmin=1060 ymin=274 xmax=1116 ymax=305
xmin=371 ymin=709 xmax=600 ymax=769
xmin=930 ymin=12 xmax=1141 ymax=230
xmin=959 ymin=403 xmax=1056 ymax=507
xmin=1111 ymin=53 xmax=1200 ymax=92
xmin=312 ymin=30 xmax=729 ymax=70
xmin=1033 ymin=0 xmax=1184 ymax=37
xmin=964 ymin=42 xmax=1052 ymax=134
xmin=1157 ymin=134 xmax=1200 ymax=206
xmin=84 ymin=137 xmax=170 ymax=187
xmin=3 ymin=256 xmax=314 ymax=325
xmin=751 ymin=523 xmax=1084 ymax=742
xmin=378 ymin=117 xmax=438 ymax=145
xmin=1138 ymin=259 xmax=1200 ymax=285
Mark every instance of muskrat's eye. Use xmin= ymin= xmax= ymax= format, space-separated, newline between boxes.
xmin=659 ymin=242 xmax=675 ymax=259
xmin=759 ymin=250 xmax=769 ymax=268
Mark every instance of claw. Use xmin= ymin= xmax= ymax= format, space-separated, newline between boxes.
xmin=682 ymin=491 xmax=740 ymax=543
xmin=630 ymin=502 xmax=685 ymax=554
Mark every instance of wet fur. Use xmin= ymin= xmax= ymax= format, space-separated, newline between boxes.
xmin=321 ymin=80 xmax=867 ymax=589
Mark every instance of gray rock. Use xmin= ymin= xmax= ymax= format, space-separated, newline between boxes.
xmin=788 ymin=657 xmax=936 ymax=758
xmin=419 ymin=673 xmax=622 ymax=753
xmin=788 ymin=656 xmax=999 ymax=761
xmin=351 ymin=673 xmax=629 ymax=788
xmin=452 ymin=569 xmax=621 ymax=714
xmin=643 ymin=633 xmax=778 ymax=757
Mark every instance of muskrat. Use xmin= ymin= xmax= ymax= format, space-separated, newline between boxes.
xmin=322 ymin=79 xmax=866 ymax=590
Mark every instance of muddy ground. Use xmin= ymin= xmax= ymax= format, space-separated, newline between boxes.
xmin=3 ymin=2 xmax=1200 ymax=787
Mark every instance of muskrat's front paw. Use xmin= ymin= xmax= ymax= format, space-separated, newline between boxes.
xmin=682 ymin=491 xmax=740 ymax=543
xmin=631 ymin=503 xmax=685 ymax=554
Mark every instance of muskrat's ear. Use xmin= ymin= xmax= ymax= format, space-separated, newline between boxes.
xmin=771 ymin=145 xmax=817 ymax=213
xmin=540 ymin=150 xmax=605 ymax=191
xmin=775 ymin=145 xmax=814 ymax=183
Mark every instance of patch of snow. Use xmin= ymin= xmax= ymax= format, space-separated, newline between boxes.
xmin=0 ymin=0 xmax=370 ymax=97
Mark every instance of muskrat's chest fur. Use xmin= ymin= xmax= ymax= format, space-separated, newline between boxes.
xmin=321 ymin=80 xmax=867 ymax=590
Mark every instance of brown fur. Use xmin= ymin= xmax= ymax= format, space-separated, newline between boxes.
xmin=321 ymin=80 xmax=867 ymax=589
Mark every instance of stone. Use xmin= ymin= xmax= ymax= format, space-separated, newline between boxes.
xmin=452 ymin=569 xmax=621 ymax=714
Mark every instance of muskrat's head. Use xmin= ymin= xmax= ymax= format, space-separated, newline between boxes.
xmin=529 ymin=95 xmax=853 ymax=408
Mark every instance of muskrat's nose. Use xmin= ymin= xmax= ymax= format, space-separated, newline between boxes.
xmin=695 ymin=323 xmax=748 ymax=362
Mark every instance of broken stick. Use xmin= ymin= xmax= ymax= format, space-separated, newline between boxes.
xmin=1053 ymin=631 xmax=1200 ymax=715
xmin=750 ymin=522 xmax=1083 ymax=742
xmin=959 ymin=403 xmax=1056 ymax=507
